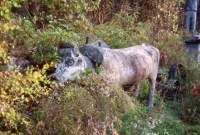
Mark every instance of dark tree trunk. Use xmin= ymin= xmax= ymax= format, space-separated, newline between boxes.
xmin=130 ymin=0 xmax=134 ymax=15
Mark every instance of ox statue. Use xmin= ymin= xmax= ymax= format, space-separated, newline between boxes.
xmin=53 ymin=40 xmax=160 ymax=107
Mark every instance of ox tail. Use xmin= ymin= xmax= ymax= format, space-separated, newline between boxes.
xmin=155 ymin=47 xmax=160 ymax=67
xmin=151 ymin=45 xmax=160 ymax=77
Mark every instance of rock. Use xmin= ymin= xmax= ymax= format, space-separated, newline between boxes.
xmin=7 ymin=57 xmax=30 ymax=72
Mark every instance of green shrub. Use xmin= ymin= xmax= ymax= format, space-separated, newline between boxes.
xmin=1 ymin=17 xmax=84 ymax=66
xmin=120 ymin=101 xmax=186 ymax=135
xmin=0 ymin=0 xmax=27 ymax=20
xmin=85 ymin=12 xmax=149 ymax=49
xmin=188 ymin=125 xmax=200 ymax=135
xmin=26 ymin=70 xmax=136 ymax=134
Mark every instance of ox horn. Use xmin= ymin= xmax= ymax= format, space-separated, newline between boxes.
xmin=85 ymin=36 xmax=89 ymax=44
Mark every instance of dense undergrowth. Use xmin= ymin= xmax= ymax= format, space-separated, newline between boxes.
xmin=0 ymin=0 xmax=200 ymax=134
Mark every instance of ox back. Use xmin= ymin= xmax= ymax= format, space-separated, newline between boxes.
xmin=97 ymin=43 xmax=160 ymax=86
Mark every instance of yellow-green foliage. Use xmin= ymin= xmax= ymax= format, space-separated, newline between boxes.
xmin=0 ymin=40 xmax=8 ymax=66
xmin=0 ymin=65 xmax=51 ymax=133
xmin=0 ymin=21 xmax=16 ymax=66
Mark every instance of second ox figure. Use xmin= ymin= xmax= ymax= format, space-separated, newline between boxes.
xmin=54 ymin=40 xmax=160 ymax=107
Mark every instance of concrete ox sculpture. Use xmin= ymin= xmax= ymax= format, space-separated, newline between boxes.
xmin=53 ymin=40 xmax=160 ymax=107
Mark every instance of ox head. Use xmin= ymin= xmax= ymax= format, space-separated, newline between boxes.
xmin=53 ymin=42 xmax=87 ymax=82
xmin=53 ymin=40 xmax=107 ymax=82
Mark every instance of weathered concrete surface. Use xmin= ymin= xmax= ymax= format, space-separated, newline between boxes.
xmin=54 ymin=42 xmax=93 ymax=81
xmin=54 ymin=40 xmax=109 ymax=81
xmin=54 ymin=41 xmax=160 ymax=107
xmin=90 ymin=40 xmax=110 ymax=48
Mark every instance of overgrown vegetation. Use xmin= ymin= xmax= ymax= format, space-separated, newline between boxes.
xmin=0 ymin=0 xmax=200 ymax=134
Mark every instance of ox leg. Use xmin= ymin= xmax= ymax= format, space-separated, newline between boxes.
xmin=148 ymin=78 xmax=155 ymax=107
xmin=134 ymin=83 xmax=140 ymax=98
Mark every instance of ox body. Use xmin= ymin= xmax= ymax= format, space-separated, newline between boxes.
xmin=54 ymin=40 xmax=160 ymax=107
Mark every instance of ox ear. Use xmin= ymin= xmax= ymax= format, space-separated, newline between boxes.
xmin=79 ymin=45 xmax=103 ymax=63
xmin=59 ymin=42 xmax=77 ymax=48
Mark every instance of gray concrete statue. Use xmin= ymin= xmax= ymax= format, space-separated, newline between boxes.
xmin=185 ymin=0 xmax=199 ymax=35
xmin=53 ymin=40 xmax=160 ymax=107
